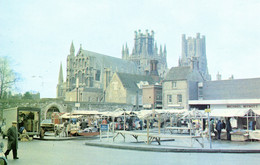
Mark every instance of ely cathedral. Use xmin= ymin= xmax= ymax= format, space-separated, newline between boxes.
xmin=57 ymin=30 xmax=168 ymax=102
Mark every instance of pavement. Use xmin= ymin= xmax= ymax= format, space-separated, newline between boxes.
xmin=37 ymin=129 xmax=260 ymax=153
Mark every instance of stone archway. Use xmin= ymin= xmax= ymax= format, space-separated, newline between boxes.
xmin=42 ymin=102 xmax=65 ymax=120
xmin=46 ymin=106 xmax=60 ymax=119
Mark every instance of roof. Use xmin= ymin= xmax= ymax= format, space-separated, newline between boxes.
xmin=165 ymin=66 xmax=191 ymax=80
xmin=116 ymin=72 xmax=154 ymax=91
xmin=202 ymin=78 xmax=260 ymax=100
xmin=81 ymin=50 xmax=141 ymax=74
xmin=165 ymin=66 xmax=204 ymax=81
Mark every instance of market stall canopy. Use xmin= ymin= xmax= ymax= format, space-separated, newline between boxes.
xmin=182 ymin=109 xmax=206 ymax=118
xmin=210 ymin=109 xmax=257 ymax=117
xmin=60 ymin=113 xmax=83 ymax=119
xmin=253 ymin=110 xmax=260 ymax=116
xmin=100 ymin=110 xmax=138 ymax=118
xmin=155 ymin=109 xmax=187 ymax=114
xmin=71 ymin=110 xmax=102 ymax=115
xmin=137 ymin=110 xmax=159 ymax=119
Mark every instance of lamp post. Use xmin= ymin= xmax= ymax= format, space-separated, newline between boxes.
xmin=205 ymin=108 xmax=212 ymax=149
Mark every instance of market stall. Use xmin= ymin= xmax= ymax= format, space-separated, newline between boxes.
xmin=210 ymin=108 xmax=258 ymax=141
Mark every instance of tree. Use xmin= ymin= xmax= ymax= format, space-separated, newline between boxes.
xmin=0 ymin=57 xmax=18 ymax=99
xmin=23 ymin=91 xmax=33 ymax=99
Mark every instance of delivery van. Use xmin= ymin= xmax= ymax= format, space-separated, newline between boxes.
xmin=1 ymin=107 xmax=41 ymax=139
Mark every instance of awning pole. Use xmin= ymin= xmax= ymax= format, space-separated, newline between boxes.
xmin=124 ymin=112 xmax=126 ymax=131
xmin=113 ymin=117 xmax=115 ymax=134
xmin=158 ymin=114 xmax=161 ymax=134
xmin=247 ymin=113 xmax=249 ymax=132
xmin=147 ymin=118 xmax=150 ymax=145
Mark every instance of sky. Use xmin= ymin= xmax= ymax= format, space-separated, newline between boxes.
xmin=0 ymin=0 xmax=260 ymax=98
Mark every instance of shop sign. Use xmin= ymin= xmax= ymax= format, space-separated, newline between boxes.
xmin=226 ymin=104 xmax=258 ymax=108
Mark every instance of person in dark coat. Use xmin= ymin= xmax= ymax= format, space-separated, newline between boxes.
xmin=210 ymin=119 xmax=217 ymax=139
xmin=226 ymin=118 xmax=232 ymax=140
xmin=216 ymin=120 xmax=223 ymax=140
xmin=128 ymin=117 xmax=133 ymax=131
xmin=139 ymin=120 xmax=143 ymax=130
xmin=221 ymin=120 xmax=226 ymax=130
xmin=4 ymin=121 xmax=19 ymax=159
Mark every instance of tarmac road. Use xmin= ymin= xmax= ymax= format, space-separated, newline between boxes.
xmin=2 ymin=137 xmax=260 ymax=165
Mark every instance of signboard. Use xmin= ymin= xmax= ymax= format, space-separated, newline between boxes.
xmin=205 ymin=108 xmax=211 ymax=113
xmin=100 ymin=124 xmax=109 ymax=142
xmin=227 ymin=104 xmax=258 ymax=108
xmin=100 ymin=124 xmax=109 ymax=131
xmin=75 ymin=103 xmax=80 ymax=108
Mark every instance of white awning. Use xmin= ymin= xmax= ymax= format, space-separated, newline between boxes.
xmin=210 ymin=109 xmax=257 ymax=117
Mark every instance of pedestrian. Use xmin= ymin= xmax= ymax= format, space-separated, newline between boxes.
xmin=202 ymin=119 xmax=206 ymax=131
xmin=128 ymin=117 xmax=133 ymax=131
xmin=63 ymin=120 xmax=69 ymax=137
xmin=139 ymin=120 xmax=143 ymax=130
xmin=249 ymin=120 xmax=256 ymax=130
xmin=221 ymin=120 xmax=226 ymax=130
xmin=226 ymin=118 xmax=232 ymax=140
xmin=177 ymin=119 xmax=182 ymax=127
xmin=210 ymin=119 xmax=217 ymax=139
xmin=216 ymin=120 xmax=223 ymax=140
xmin=102 ymin=118 xmax=108 ymax=125
xmin=4 ymin=121 xmax=19 ymax=159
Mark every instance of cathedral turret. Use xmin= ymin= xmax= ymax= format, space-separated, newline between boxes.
xmin=121 ymin=45 xmax=125 ymax=59
xmin=57 ymin=62 xmax=64 ymax=98
xmin=159 ymin=45 xmax=163 ymax=56
xmin=70 ymin=41 xmax=75 ymax=56
xmin=154 ymin=42 xmax=158 ymax=54
xmin=58 ymin=62 xmax=64 ymax=84
xmin=163 ymin=45 xmax=167 ymax=57
xmin=122 ymin=44 xmax=129 ymax=60
xmin=125 ymin=43 xmax=129 ymax=58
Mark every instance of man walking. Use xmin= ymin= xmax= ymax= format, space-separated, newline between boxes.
xmin=5 ymin=121 xmax=19 ymax=159
xmin=216 ymin=120 xmax=223 ymax=140
xmin=226 ymin=118 xmax=232 ymax=141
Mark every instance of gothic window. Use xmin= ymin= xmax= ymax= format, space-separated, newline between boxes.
xmin=95 ymin=70 xmax=100 ymax=81
xmin=82 ymin=73 xmax=85 ymax=84
xmin=89 ymin=77 xmax=93 ymax=87
xmin=85 ymin=78 xmax=89 ymax=86
xmin=78 ymin=71 xmax=82 ymax=84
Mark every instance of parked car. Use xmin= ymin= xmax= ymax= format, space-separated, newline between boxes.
xmin=40 ymin=119 xmax=55 ymax=138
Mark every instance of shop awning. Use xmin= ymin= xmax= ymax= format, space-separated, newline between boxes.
xmin=210 ymin=109 xmax=257 ymax=117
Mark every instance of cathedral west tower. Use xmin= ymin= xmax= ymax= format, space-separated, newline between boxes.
xmin=179 ymin=33 xmax=211 ymax=80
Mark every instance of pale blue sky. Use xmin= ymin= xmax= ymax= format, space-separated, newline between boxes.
xmin=0 ymin=0 xmax=260 ymax=98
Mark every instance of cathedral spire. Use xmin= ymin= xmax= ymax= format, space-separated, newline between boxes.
xmin=58 ymin=62 xmax=64 ymax=84
xmin=122 ymin=45 xmax=125 ymax=59
xmin=159 ymin=45 xmax=163 ymax=56
xmin=70 ymin=41 xmax=75 ymax=56
xmin=163 ymin=44 xmax=167 ymax=57
xmin=154 ymin=42 xmax=158 ymax=54
xmin=125 ymin=43 xmax=129 ymax=56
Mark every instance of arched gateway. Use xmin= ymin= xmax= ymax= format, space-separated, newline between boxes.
xmin=42 ymin=102 xmax=66 ymax=119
